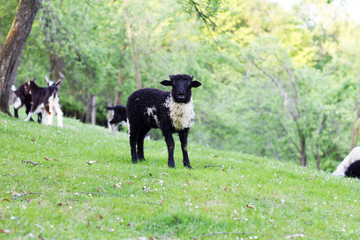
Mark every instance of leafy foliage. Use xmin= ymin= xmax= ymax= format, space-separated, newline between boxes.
xmin=1 ymin=0 xmax=360 ymax=168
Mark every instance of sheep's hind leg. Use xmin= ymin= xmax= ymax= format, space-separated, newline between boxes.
xmin=137 ymin=127 xmax=150 ymax=162
xmin=129 ymin=127 xmax=139 ymax=163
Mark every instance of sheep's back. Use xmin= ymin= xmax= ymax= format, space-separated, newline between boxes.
xmin=127 ymin=88 xmax=170 ymax=128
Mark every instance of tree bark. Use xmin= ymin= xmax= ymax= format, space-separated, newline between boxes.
xmin=115 ymin=65 xmax=126 ymax=105
xmin=0 ymin=0 xmax=42 ymax=115
xmin=298 ymin=128 xmax=307 ymax=167
xmin=85 ymin=96 xmax=91 ymax=123
xmin=124 ymin=0 xmax=142 ymax=89
xmin=91 ymin=95 xmax=96 ymax=125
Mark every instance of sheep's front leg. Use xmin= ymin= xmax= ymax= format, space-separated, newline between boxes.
xmin=179 ymin=129 xmax=192 ymax=169
xmin=163 ymin=132 xmax=175 ymax=168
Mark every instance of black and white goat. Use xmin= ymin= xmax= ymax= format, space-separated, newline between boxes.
xmin=126 ymin=74 xmax=201 ymax=168
xmin=24 ymin=78 xmax=63 ymax=127
xmin=10 ymin=78 xmax=42 ymax=123
xmin=106 ymin=105 xmax=127 ymax=133
xmin=332 ymin=147 xmax=360 ymax=178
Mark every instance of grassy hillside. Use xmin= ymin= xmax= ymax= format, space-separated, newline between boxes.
xmin=0 ymin=112 xmax=359 ymax=239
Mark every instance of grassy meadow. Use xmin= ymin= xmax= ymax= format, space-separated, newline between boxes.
xmin=0 ymin=112 xmax=360 ymax=239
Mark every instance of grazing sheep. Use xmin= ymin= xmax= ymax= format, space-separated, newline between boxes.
xmin=332 ymin=147 xmax=360 ymax=178
xmin=24 ymin=77 xmax=63 ymax=127
xmin=126 ymin=74 xmax=201 ymax=168
xmin=106 ymin=105 xmax=127 ymax=133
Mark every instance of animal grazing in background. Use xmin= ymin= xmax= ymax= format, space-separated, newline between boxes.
xmin=126 ymin=74 xmax=201 ymax=169
xmin=24 ymin=77 xmax=64 ymax=127
xmin=332 ymin=147 xmax=360 ymax=178
xmin=106 ymin=105 xmax=127 ymax=133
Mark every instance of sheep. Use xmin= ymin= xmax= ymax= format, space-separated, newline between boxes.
xmin=106 ymin=105 xmax=127 ymax=133
xmin=126 ymin=74 xmax=201 ymax=168
xmin=332 ymin=147 xmax=360 ymax=178
xmin=24 ymin=77 xmax=63 ymax=127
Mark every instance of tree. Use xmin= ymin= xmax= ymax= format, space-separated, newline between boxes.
xmin=0 ymin=0 xmax=42 ymax=115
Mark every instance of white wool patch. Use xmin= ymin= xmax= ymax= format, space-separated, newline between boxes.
xmin=164 ymin=96 xmax=195 ymax=130
xmin=13 ymin=97 xmax=22 ymax=109
xmin=146 ymin=106 xmax=160 ymax=127
xmin=11 ymin=85 xmax=17 ymax=92
xmin=333 ymin=147 xmax=360 ymax=177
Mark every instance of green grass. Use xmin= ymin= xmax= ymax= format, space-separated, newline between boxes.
xmin=1 ymin=112 xmax=360 ymax=239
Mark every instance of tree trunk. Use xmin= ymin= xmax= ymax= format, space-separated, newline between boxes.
xmin=114 ymin=66 xmax=126 ymax=105
xmin=125 ymin=0 xmax=142 ymax=89
xmin=316 ymin=146 xmax=321 ymax=170
xmin=41 ymin=3 xmax=64 ymax=84
xmin=85 ymin=97 xmax=91 ymax=123
xmin=0 ymin=0 xmax=42 ymax=115
xmin=91 ymin=95 xmax=96 ymax=125
xmin=298 ymin=129 xmax=307 ymax=167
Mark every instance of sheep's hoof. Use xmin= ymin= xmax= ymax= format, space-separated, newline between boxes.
xmin=138 ymin=158 xmax=146 ymax=162
xmin=185 ymin=165 xmax=193 ymax=169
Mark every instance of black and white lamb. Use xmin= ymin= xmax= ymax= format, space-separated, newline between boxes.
xmin=332 ymin=147 xmax=360 ymax=178
xmin=126 ymin=74 xmax=201 ymax=168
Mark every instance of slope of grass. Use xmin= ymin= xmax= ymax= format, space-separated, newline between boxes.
xmin=1 ymin=112 xmax=360 ymax=239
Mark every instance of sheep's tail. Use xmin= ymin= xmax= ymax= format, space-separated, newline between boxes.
xmin=107 ymin=106 xmax=115 ymax=111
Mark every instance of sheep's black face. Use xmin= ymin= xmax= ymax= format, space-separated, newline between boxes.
xmin=161 ymin=74 xmax=201 ymax=103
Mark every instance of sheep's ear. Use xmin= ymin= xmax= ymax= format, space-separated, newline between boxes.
xmin=33 ymin=77 xmax=36 ymax=82
xmin=169 ymin=75 xmax=175 ymax=79
xmin=161 ymin=80 xmax=172 ymax=86
xmin=191 ymin=81 xmax=201 ymax=88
